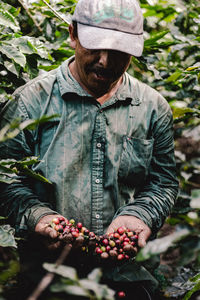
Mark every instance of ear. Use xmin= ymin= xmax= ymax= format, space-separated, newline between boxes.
xmin=69 ymin=24 xmax=77 ymax=49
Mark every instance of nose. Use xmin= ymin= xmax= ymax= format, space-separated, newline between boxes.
xmin=98 ymin=50 xmax=109 ymax=68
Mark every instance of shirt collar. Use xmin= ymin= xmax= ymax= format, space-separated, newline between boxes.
xmin=57 ymin=56 xmax=141 ymax=106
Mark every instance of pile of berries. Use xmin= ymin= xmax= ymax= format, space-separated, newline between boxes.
xmin=50 ymin=217 xmax=138 ymax=262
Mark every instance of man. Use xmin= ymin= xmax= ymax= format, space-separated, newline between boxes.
xmin=0 ymin=0 xmax=178 ymax=298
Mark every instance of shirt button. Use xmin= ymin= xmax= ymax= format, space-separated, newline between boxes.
xmin=96 ymin=214 xmax=100 ymax=219
xmin=97 ymin=143 xmax=101 ymax=148
xmin=95 ymin=179 xmax=100 ymax=184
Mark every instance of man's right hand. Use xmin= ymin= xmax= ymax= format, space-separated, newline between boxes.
xmin=34 ymin=214 xmax=85 ymax=251
xmin=34 ymin=214 xmax=64 ymax=251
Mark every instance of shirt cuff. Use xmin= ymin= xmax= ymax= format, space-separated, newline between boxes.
xmin=26 ymin=206 xmax=58 ymax=231
xmin=114 ymin=206 xmax=153 ymax=229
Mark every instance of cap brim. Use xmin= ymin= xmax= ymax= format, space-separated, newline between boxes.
xmin=77 ymin=23 xmax=144 ymax=57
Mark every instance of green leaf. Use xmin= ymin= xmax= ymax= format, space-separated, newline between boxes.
xmin=0 ymin=157 xmax=51 ymax=184
xmin=186 ymin=62 xmax=200 ymax=71
xmin=0 ymin=42 xmax=26 ymax=67
xmin=0 ymin=225 xmax=17 ymax=248
xmin=19 ymin=114 xmax=60 ymax=130
xmin=0 ymin=260 xmax=20 ymax=284
xmin=18 ymin=165 xmax=52 ymax=184
xmin=172 ymin=107 xmax=200 ymax=120
xmin=11 ymin=37 xmax=37 ymax=55
xmin=0 ymin=114 xmax=60 ymax=142
xmin=87 ymin=268 xmax=102 ymax=283
xmin=136 ymin=229 xmax=190 ymax=262
xmin=0 ymin=8 xmax=20 ymax=32
xmin=51 ymin=283 xmax=89 ymax=297
xmin=0 ymin=175 xmax=19 ymax=184
xmin=183 ymin=278 xmax=200 ymax=300
xmin=4 ymin=61 xmax=20 ymax=77
xmin=166 ymin=70 xmax=182 ymax=82
xmin=144 ymin=30 xmax=170 ymax=46
xmin=43 ymin=263 xmax=77 ymax=280
xmin=27 ymin=37 xmax=53 ymax=60
xmin=191 ymin=273 xmax=200 ymax=283
xmin=80 ymin=279 xmax=115 ymax=299
xmin=190 ymin=189 xmax=200 ymax=209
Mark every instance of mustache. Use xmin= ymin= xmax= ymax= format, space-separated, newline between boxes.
xmin=87 ymin=66 xmax=115 ymax=78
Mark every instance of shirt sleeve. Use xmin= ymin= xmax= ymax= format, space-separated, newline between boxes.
xmin=0 ymin=97 xmax=57 ymax=236
xmin=114 ymin=102 xmax=179 ymax=235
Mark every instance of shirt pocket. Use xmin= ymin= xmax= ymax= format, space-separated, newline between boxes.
xmin=118 ymin=136 xmax=154 ymax=186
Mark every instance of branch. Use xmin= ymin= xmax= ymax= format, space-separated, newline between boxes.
xmin=26 ymin=243 xmax=72 ymax=300
xmin=41 ymin=0 xmax=71 ymax=24
xmin=18 ymin=0 xmax=43 ymax=33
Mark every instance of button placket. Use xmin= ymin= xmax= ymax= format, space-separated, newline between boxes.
xmin=91 ymin=111 xmax=106 ymax=235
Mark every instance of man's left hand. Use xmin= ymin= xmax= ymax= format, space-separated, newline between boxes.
xmin=106 ymin=215 xmax=151 ymax=249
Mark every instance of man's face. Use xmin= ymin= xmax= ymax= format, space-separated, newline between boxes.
xmin=69 ymin=26 xmax=132 ymax=98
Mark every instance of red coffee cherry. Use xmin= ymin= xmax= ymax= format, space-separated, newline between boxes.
xmin=77 ymin=222 xmax=83 ymax=229
xmin=118 ymin=291 xmax=126 ymax=298
xmin=52 ymin=217 xmax=60 ymax=225
xmin=117 ymin=226 xmax=126 ymax=235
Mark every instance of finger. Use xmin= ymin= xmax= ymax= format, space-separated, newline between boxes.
xmin=137 ymin=230 xmax=149 ymax=248
xmin=40 ymin=225 xmax=59 ymax=239
xmin=106 ymin=224 xmax=116 ymax=235
xmin=46 ymin=240 xmax=62 ymax=251
xmin=73 ymin=235 xmax=85 ymax=249
xmin=61 ymin=233 xmax=73 ymax=244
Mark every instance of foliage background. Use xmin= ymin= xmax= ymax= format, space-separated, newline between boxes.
xmin=0 ymin=0 xmax=200 ymax=299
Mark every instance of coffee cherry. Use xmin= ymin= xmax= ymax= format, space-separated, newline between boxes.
xmin=77 ymin=222 xmax=83 ymax=229
xmin=83 ymin=229 xmax=90 ymax=236
xmin=124 ymin=237 xmax=130 ymax=243
xmin=95 ymin=247 xmax=103 ymax=254
xmin=109 ymin=240 xmax=116 ymax=248
xmin=109 ymin=250 xmax=118 ymax=259
xmin=113 ymin=232 xmax=120 ymax=239
xmin=89 ymin=232 xmax=96 ymax=239
xmin=123 ymin=244 xmax=134 ymax=253
xmin=130 ymin=235 xmax=138 ymax=242
xmin=102 ymin=238 xmax=109 ymax=246
xmin=117 ymin=254 xmax=125 ymax=260
xmin=122 ymin=241 xmax=129 ymax=247
xmin=81 ymin=226 xmax=87 ymax=234
xmin=101 ymin=252 xmax=109 ymax=259
xmin=101 ymin=246 xmax=106 ymax=252
xmin=106 ymin=245 xmax=111 ymax=252
xmin=115 ymin=239 xmax=121 ymax=247
xmin=72 ymin=231 xmax=79 ymax=238
xmin=127 ymin=231 xmax=133 ymax=237
xmin=54 ymin=224 xmax=63 ymax=233
xmin=118 ymin=291 xmax=126 ymax=298
xmin=52 ymin=217 xmax=60 ymax=225
xmin=63 ymin=226 xmax=70 ymax=234
xmin=49 ymin=217 xmax=138 ymax=264
xmin=117 ymin=226 xmax=126 ymax=235
xmin=108 ymin=233 xmax=114 ymax=239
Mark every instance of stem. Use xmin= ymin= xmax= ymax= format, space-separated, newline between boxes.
xmin=26 ymin=243 xmax=72 ymax=300
xmin=17 ymin=0 xmax=43 ymax=33
xmin=41 ymin=0 xmax=70 ymax=24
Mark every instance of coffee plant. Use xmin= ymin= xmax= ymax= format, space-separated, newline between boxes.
xmin=0 ymin=0 xmax=199 ymax=299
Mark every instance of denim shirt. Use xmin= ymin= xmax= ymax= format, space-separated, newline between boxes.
xmin=0 ymin=56 xmax=178 ymax=237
